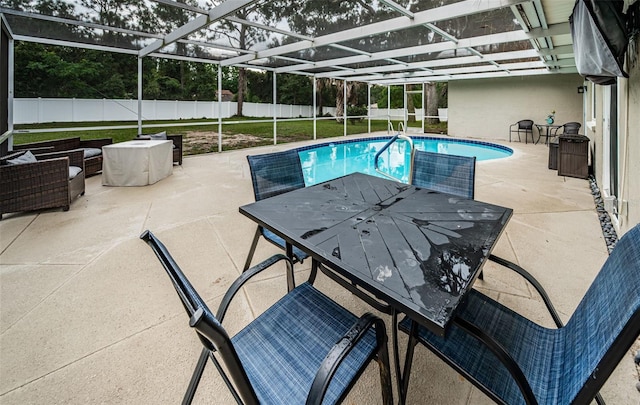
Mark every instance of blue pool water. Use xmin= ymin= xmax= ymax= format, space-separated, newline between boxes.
xmin=297 ymin=136 xmax=512 ymax=186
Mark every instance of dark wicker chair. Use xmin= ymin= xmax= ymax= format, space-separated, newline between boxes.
xmin=136 ymin=133 xmax=183 ymax=165
xmin=244 ymin=149 xmax=309 ymax=271
xmin=14 ymin=137 xmax=112 ymax=176
xmin=509 ymin=120 xmax=534 ymax=144
xmin=552 ymin=121 xmax=582 ymax=138
xmin=399 ymin=223 xmax=640 ymax=405
xmin=141 ymin=230 xmax=393 ymax=405
xmin=1 ymin=149 xmax=85 ymax=219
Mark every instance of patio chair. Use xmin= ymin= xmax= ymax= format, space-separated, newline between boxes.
xmin=136 ymin=132 xmax=183 ymax=165
xmin=552 ymin=122 xmax=582 ymax=138
xmin=399 ymin=223 xmax=640 ymax=405
xmin=244 ymin=149 xmax=309 ymax=271
xmin=411 ymin=150 xmax=476 ymax=199
xmin=509 ymin=120 xmax=534 ymax=143
xmin=1 ymin=149 xmax=85 ymax=219
xmin=141 ymin=230 xmax=393 ymax=405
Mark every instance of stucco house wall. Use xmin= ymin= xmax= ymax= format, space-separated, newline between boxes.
xmin=447 ymin=69 xmax=638 ymax=237
xmin=447 ymin=74 xmax=585 ymax=142
xmin=624 ymin=56 xmax=640 ymax=235
xmin=589 ymin=53 xmax=640 ymax=237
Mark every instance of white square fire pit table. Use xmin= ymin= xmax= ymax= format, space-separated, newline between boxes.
xmin=102 ymin=140 xmax=173 ymax=186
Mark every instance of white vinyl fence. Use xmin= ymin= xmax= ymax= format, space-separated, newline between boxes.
xmin=13 ymin=98 xmax=445 ymax=124
xmin=13 ymin=98 xmax=343 ymax=124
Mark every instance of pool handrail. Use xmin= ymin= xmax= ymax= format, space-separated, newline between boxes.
xmin=387 ymin=121 xmax=395 ymax=134
xmin=374 ymin=134 xmax=415 ymax=184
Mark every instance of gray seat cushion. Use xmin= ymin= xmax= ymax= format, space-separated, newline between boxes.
xmin=6 ymin=150 xmax=37 ymax=165
xmin=149 ymin=131 xmax=167 ymax=140
xmin=83 ymin=148 xmax=102 ymax=158
xmin=69 ymin=166 xmax=83 ymax=179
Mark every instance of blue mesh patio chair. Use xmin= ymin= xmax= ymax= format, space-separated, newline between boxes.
xmin=399 ymin=223 xmax=640 ymax=405
xmin=411 ymin=150 xmax=476 ymax=199
xmin=141 ymin=230 xmax=393 ymax=405
xmin=244 ymin=149 xmax=309 ymax=271
xmin=509 ymin=120 xmax=534 ymax=143
xmin=410 ymin=150 xmax=535 ymax=283
xmin=410 ymin=150 xmax=492 ymax=281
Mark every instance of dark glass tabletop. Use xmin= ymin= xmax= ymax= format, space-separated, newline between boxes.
xmin=240 ymin=172 xmax=512 ymax=336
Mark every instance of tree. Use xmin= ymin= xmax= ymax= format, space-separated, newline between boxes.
xmin=277 ymin=74 xmax=312 ymax=106
xmin=206 ymin=1 xmax=276 ymax=116
xmin=424 ymin=83 xmax=439 ymax=124
xmin=264 ymin=1 xmax=383 ymax=121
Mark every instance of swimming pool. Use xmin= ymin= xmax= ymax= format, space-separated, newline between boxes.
xmin=297 ymin=136 xmax=513 ymax=186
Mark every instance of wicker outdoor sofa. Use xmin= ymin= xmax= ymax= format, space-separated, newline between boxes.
xmin=13 ymin=137 xmax=112 ymax=176
xmin=0 ymin=149 xmax=85 ymax=220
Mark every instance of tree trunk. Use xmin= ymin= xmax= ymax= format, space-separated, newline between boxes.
xmin=334 ymin=81 xmax=354 ymax=123
xmin=236 ymin=67 xmax=246 ymax=117
xmin=406 ymin=84 xmax=416 ymax=123
xmin=237 ymin=22 xmax=248 ymax=117
xmin=316 ymin=79 xmax=324 ymax=116
xmin=335 ymin=80 xmax=344 ymax=123
xmin=425 ymin=82 xmax=439 ymax=125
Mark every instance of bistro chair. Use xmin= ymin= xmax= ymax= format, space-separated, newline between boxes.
xmin=244 ymin=149 xmax=309 ymax=271
xmin=399 ymin=223 xmax=640 ymax=405
xmin=552 ymin=122 xmax=582 ymax=138
xmin=141 ymin=230 xmax=393 ymax=405
xmin=509 ymin=120 xmax=534 ymax=143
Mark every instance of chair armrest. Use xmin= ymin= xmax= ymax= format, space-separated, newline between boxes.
xmin=306 ymin=313 xmax=387 ymax=405
xmin=488 ymin=254 xmax=563 ymax=328
xmin=35 ymin=149 xmax=85 ymax=170
xmin=453 ymin=316 xmax=537 ymax=405
xmin=80 ymin=138 xmax=113 ymax=148
xmin=216 ymin=254 xmax=294 ymax=322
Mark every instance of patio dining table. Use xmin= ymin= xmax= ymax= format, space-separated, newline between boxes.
xmin=239 ymin=172 xmax=512 ymax=402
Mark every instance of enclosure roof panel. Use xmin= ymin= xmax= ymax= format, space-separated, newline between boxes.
xmin=0 ymin=0 xmax=578 ymax=83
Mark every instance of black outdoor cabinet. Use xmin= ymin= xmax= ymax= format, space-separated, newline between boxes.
xmin=558 ymin=134 xmax=589 ymax=179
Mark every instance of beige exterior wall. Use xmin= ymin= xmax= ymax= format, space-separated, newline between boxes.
xmin=447 ymin=67 xmax=639 ymax=237
xmin=614 ymin=54 xmax=640 ymax=235
xmin=448 ymin=67 xmax=640 ymax=236
xmin=623 ymin=56 xmax=640 ymax=235
xmin=587 ymin=52 xmax=640 ymax=237
xmin=448 ymin=74 xmax=585 ymax=142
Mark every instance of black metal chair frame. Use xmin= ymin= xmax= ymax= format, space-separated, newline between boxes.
xmin=509 ymin=120 xmax=534 ymax=144
xmin=398 ymin=243 xmax=640 ymax=404
xmin=141 ymin=230 xmax=393 ymax=405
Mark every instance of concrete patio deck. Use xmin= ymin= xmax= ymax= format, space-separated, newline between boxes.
xmin=1 ymin=133 xmax=638 ymax=404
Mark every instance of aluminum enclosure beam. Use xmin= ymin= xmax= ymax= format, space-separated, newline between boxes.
xmin=222 ymin=0 xmax=529 ymax=66
xmin=139 ymin=0 xmax=258 ymax=57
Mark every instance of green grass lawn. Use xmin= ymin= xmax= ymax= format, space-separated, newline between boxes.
xmin=13 ymin=118 xmax=447 ymax=155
